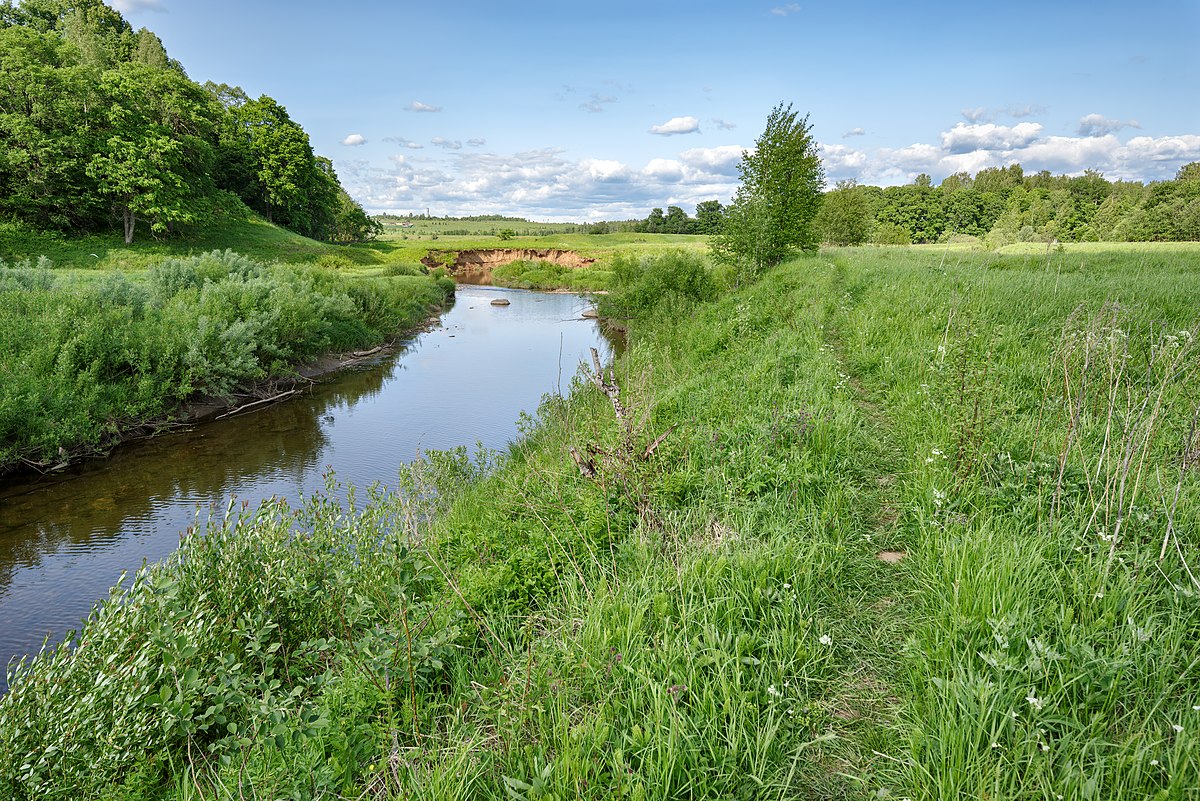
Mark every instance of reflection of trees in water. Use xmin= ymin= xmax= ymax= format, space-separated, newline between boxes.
xmin=0 ymin=351 xmax=405 ymax=596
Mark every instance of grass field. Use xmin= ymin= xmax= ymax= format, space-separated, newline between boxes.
xmin=1 ymin=244 xmax=1198 ymax=799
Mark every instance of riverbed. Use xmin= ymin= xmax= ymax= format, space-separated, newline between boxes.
xmin=0 ymin=286 xmax=609 ymax=691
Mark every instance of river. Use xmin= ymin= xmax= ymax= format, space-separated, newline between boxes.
xmin=0 ymin=285 xmax=610 ymax=692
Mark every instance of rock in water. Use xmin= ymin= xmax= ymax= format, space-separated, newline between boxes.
xmin=490 ymin=298 xmax=511 ymax=306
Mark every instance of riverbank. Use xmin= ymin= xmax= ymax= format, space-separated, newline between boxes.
xmin=0 ymin=250 xmax=455 ymax=480
xmin=2 ymin=246 xmax=1198 ymax=799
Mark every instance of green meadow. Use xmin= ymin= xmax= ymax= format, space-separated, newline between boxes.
xmin=2 ymin=243 xmax=1196 ymax=799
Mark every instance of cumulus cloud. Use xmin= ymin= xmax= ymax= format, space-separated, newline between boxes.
xmin=842 ymin=127 xmax=866 ymax=138
xmin=340 ymin=133 xmax=367 ymax=147
xmin=678 ymin=145 xmax=744 ymax=175
xmin=342 ymin=141 xmax=746 ymax=222
xmin=961 ymin=107 xmax=990 ymax=123
xmin=941 ymin=122 xmax=1043 ymax=154
xmin=581 ymin=93 xmax=617 ymax=113
xmin=770 ymin=3 xmax=803 ymax=16
xmin=711 ymin=118 xmax=737 ymax=130
xmin=643 ymin=158 xmax=685 ymax=182
xmin=649 ymin=116 xmax=701 ymax=136
xmin=405 ymin=101 xmax=442 ymax=113
xmin=110 ymin=0 xmax=165 ymax=12
xmin=431 ymin=137 xmax=463 ymax=150
xmin=1077 ymin=113 xmax=1141 ymax=137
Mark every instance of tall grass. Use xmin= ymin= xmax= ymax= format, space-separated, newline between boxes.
xmin=823 ymin=245 xmax=1200 ymax=798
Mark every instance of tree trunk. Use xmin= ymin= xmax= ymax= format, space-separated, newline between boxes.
xmin=123 ymin=208 xmax=135 ymax=244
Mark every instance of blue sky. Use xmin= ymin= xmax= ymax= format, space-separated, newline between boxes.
xmin=110 ymin=0 xmax=1199 ymax=221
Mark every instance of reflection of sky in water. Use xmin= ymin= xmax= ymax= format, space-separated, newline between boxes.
xmin=0 ymin=286 xmax=607 ymax=689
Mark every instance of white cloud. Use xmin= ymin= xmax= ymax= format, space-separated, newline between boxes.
xmin=405 ymin=101 xmax=442 ymax=113
xmin=678 ymin=145 xmax=744 ymax=175
xmin=819 ymin=143 xmax=869 ymax=173
xmin=110 ymin=0 xmax=165 ymax=12
xmin=941 ymin=122 xmax=1042 ymax=154
xmin=842 ymin=127 xmax=866 ymax=138
xmin=643 ymin=158 xmax=685 ymax=182
xmin=1077 ymin=113 xmax=1141 ymax=137
xmin=344 ymin=142 xmax=745 ymax=222
xmin=340 ymin=133 xmax=367 ymax=147
xmin=582 ymin=158 xmax=633 ymax=182
xmin=649 ymin=116 xmax=701 ymax=136
xmin=467 ymin=138 xmax=487 ymax=147
xmin=1120 ymin=134 xmax=1200 ymax=163
xmin=431 ymin=137 xmax=463 ymax=150
xmin=383 ymin=135 xmax=424 ymax=149
xmin=961 ymin=107 xmax=990 ymax=123
xmin=711 ymin=118 xmax=737 ymax=130
xmin=770 ymin=3 xmax=803 ymax=16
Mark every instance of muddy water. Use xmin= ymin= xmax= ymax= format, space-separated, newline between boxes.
xmin=0 ymin=286 xmax=608 ymax=690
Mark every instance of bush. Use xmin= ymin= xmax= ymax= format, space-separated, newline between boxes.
xmin=871 ymin=222 xmax=911 ymax=245
xmin=0 ymin=486 xmax=455 ymax=801
xmin=0 ymin=251 xmax=449 ymax=470
xmin=598 ymin=250 xmax=717 ymax=320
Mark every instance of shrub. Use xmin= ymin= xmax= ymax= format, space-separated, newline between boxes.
xmin=598 ymin=250 xmax=717 ymax=320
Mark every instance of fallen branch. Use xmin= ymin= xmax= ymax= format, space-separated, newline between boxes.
xmin=642 ymin=425 xmax=676 ymax=461
xmin=214 ymin=389 xmax=300 ymax=420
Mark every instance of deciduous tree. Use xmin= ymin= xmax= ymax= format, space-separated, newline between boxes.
xmin=710 ymin=103 xmax=824 ymax=277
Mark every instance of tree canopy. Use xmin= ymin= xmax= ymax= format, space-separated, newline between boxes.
xmin=711 ymin=103 xmax=825 ymax=277
xmin=0 ymin=0 xmax=379 ymax=243
xmin=810 ymin=162 xmax=1200 ymax=246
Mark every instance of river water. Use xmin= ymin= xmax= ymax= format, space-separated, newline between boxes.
xmin=0 ymin=286 xmax=609 ymax=691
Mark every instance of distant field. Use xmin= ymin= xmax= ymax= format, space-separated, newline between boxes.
xmin=360 ymin=229 xmax=707 ymax=266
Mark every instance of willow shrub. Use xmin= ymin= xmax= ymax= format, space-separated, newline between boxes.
xmin=0 ymin=250 xmax=451 ymax=469
xmin=597 ymin=250 xmax=717 ymax=321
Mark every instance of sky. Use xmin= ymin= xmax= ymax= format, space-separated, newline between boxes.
xmin=108 ymin=0 xmax=1200 ymax=221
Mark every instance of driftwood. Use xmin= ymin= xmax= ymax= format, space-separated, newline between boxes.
xmin=571 ymin=348 xmax=674 ymax=480
xmin=214 ymin=389 xmax=300 ymax=420
xmin=586 ymin=347 xmax=627 ymax=423
xmin=351 ymin=345 xmax=384 ymax=358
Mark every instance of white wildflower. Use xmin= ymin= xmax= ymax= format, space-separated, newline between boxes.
xmin=767 ymin=684 xmax=780 ymax=697
xmin=1172 ymin=724 xmax=1183 ymax=733
xmin=819 ymin=634 xmax=833 ymax=646
xmin=1026 ymin=693 xmax=1043 ymax=711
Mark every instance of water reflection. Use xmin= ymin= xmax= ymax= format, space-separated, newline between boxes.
xmin=0 ymin=286 xmax=608 ymax=689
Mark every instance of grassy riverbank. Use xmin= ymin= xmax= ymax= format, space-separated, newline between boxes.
xmin=0 ymin=249 xmax=454 ymax=475
xmin=1 ymin=245 xmax=1198 ymax=799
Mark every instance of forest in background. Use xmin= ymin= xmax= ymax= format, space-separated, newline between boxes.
xmin=624 ymin=162 xmax=1200 ymax=245
xmin=0 ymin=0 xmax=380 ymax=244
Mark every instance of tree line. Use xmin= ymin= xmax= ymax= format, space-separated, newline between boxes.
xmin=0 ymin=0 xmax=380 ymax=244
xmin=624 ymin=164 xmax=1200 ymax=249
xmin=814 ymin=163 xmax=1200 ymax=247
